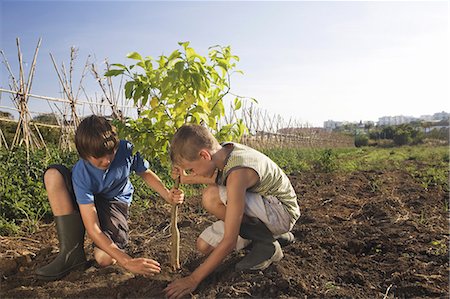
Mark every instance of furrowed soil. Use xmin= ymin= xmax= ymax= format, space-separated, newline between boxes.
xmin=1 ymin=166 xmax=448 ymax=298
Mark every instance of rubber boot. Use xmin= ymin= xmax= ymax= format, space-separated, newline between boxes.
xmin=36 ymin=213 xmax=87 ymax=280
xmin=235 ymin=218 xmax=283 ymax=271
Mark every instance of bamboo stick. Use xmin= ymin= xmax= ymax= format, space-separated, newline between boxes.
xmin=170 ymin=176 xmax=181 ymax=271
xmin=0 ymin=129 xmax=8 ymax=149
xmin=0 ymin=88 xmax=134 ymax=108
xmin=0 ymin=50 xmax=19 ymax=91
xmin=24 ymin=37 xmax=41 ymax=96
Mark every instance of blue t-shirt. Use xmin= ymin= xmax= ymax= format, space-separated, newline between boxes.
xmin=72 ymin=140 xmax=149 ymax=205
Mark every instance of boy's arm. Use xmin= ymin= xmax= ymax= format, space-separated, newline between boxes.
xmin=165 ymin=168 xmax=259 ymax=298
xmin=78 ymin=203 xmax=161 ymax=275
xmin=172 ymin=167 xmax=218 ymax=185
xmin=138 ymin=169 xmax=183 ymax=205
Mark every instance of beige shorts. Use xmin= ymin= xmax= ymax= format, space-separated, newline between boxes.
xmin=199 ymin=186 xmax=295 ymax=250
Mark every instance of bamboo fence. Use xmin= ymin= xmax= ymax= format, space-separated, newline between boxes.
xmin=0 ymin=38 xmax=354 ymax=156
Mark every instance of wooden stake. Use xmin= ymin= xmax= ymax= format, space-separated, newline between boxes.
xmin=170 ymin=176 xmax=181 ymax=271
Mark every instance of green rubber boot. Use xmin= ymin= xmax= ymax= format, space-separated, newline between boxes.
xmin=36 ymin=213 xmax=87 ymax=280
xmin=235 ymin=218 xmax=283 ymax=271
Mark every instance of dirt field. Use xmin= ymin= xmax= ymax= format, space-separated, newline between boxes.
xmin=1 ymin=167 xmax=448 ymax=298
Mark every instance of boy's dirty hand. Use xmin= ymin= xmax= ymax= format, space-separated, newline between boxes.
xmin=169 ymin=188 xmax=184 ymax=205
xmin=123 ymin=258 xmax=161 ymax=276
xmin=164 ymin=275 xmax=198 ymax=299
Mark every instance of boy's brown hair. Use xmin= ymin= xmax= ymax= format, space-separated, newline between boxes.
xmin=75 ymin=115 xmax=119 ymax=160
xmin=170 ymin=124 xmax=220 ymax=164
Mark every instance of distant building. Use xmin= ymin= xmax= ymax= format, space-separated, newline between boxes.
xmin=324 ymin=120 xmax=375 ymax=132
xmin=420 ymin=112 xmax=449 ymax=122
xmin=377 ymin=115 xmax=417 ymax=126
xmin=432 ymin=111 xmax=450 ymax=121
xmin=323 ymin=120 xmax=342 ymax=131
xmin=419 ymin=114 xmax=434 ymax=121
xmin=324 ymin=111 xmax=448 ymax=130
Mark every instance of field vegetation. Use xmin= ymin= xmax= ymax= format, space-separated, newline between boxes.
xmin=1 ymin=145 xmax=448 ymax=236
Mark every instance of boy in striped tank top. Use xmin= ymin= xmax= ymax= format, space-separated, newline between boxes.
xmin=165 ymin=124 xmax=300 ymax=299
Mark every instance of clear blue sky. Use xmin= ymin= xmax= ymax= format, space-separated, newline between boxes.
xmin=1 ymin=0 xmax=449 ymax=127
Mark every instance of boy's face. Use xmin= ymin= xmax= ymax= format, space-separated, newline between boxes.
xmin=86 ymin=151 xmax=116 ymax=170
xmin=179 ymin=150 xmax=216 ymax=178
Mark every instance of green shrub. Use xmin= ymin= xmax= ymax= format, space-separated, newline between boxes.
xmin=313 ymin=149 xmax=338 ymax=173
xmin=260 ymin=148 xmax=310 ymax=174
xmin=0 ymin=146 xmax=78 ymax=235
xmin=355 ymin=134 xmax=369 ymax=147
xmin=393 ymin=129 xmax=412 ymax=146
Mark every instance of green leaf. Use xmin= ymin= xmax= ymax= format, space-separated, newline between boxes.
xmin=145 ymin=59 xmax=154 ymax=71
xmin=174 ymin=61 xmax=185 ymax=76
xmin=133 ymin=85 xmax=143 ymax=102
xmin=137 ymin=61 xmax=146 ymax=69
xmin=141 ymin=89 xmax=150 ymax=106
xmin=186 ymin=47 xmax=196 ymax=61
xmin=150 ymin=97 xmax=159 ymax=109
xmin=127 ymin=52 xmax=143 ymax=61
xmin=158 ymin=56 xmax=168 ymax=68
xmin=191 ymin=73 xmax=202 ymax=90
xmin=104 ymin=69 xmax=124 ymax=77
xmin=124 ymin=81 xmax=134 ymax=99
xmin=234 ymin=97 xmax=242 ymax=110
xmin=178 ymin=41 xmax=190 ymax=50
xmin=168 ymin=49 xmax=181 ymax=61
xmin=110 ymin=63 xmax=127 ymax=69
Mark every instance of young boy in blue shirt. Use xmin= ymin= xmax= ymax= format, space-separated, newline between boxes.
xmin=164 ymin=124 xmax=299 ymax=299
xmin=36 ymin=115 xmax=184 ymax=280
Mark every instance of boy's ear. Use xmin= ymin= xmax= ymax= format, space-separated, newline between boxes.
xmin=199 ymin=149 xmax=212 ymax=160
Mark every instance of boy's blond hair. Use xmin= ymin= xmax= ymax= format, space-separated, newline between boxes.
xmin=170 ymin=124 xmax=220 ymax=165
xmin=75 ymin=115 xmax=119 ymax=160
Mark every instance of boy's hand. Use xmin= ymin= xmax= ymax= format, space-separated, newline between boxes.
xmin=122 ymin=257 xmax=161 ymax=276
xmin=164 ymin=275 xmax=199 ymax=299
xmin=168 ymin=188 xmax=184 ymax=205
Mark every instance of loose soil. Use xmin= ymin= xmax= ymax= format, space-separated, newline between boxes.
xmin=1 ymin=167 xmax=448 ymax=298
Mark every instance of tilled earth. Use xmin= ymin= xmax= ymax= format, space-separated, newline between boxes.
xmin=1 ymin=168 xmax=448 ymax=298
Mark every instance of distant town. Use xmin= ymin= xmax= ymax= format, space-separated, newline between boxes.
xmin=323 ymin=111 xmax=449 ymax=131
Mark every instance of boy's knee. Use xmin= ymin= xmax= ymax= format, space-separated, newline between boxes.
xmin=196 ymin=237 xmax=214 ymax=255
xmin=44 ymin=168 xmax=62 ymax=183
xmin=201 ymin=185 xmax=219 ymax=210
xmin=202 ymin=185 xmax=218 ymax=200
xmin=43 ymin=168 xmax=66 ymax=191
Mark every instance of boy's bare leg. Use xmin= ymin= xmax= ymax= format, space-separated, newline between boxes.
xmin=197 ymin=185 xmax=252 ymax=255
xmin=36 ymin=168 xmax=87 ymax=280
xmin=201 ymin=185 xmax=226 ymax=220
xmin=44 ymin=168 xmax=76 ymax=215
xmin=196 ymin=238 xmax=214 ymax=255
xmin=196 ymin=185 xmax=223 ymax=255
